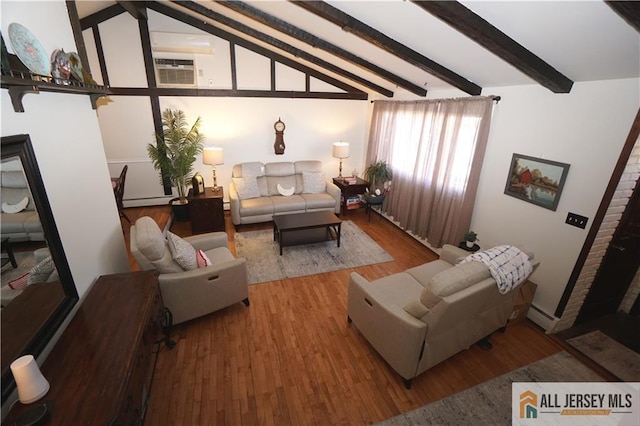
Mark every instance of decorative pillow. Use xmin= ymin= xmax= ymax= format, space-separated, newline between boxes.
xmin=233 ymin=176 xmax=261 ymax=200
xmin=196 ymin=249 xmax=212 ymax=268
xmin=28 ymin=256 xmax=56 ymax=285
xmin=8 ymin=272 xmax=30 ymax=290
xmin=166 ymin=232 xmax=198 ymax=270
xmin=277 ymin=183 xmax=295 ymax=196
xmin=1 ymin=196 xmax=29 ymax=214
xmin=302 ymin=171 xmax=326 ymax=193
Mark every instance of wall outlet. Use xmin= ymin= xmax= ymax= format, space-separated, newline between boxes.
xmin=566 ymin=212 xmax=588 ymax=229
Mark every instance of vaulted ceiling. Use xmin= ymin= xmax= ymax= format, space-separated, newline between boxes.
xmin=75 ymin=0 xmax=640 ymax=98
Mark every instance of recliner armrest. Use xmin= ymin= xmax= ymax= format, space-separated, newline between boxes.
xmin=185 ymin=232 xmax=229 ymax=251
xmin=440 ymin=244 xmax=470 ymax=265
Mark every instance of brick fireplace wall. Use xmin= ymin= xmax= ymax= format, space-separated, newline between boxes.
xmin=556 ymin=137 xmax=640 ymax=331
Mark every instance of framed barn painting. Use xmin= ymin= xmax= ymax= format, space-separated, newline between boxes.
xmin=504 ymin=153 xmax=570 ymax=211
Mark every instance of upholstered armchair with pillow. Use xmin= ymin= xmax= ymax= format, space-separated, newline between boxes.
xmin=130 ymin=216 xmax=249 ymax=325
xmin=347 ymin=244 xmax=538 ymax=389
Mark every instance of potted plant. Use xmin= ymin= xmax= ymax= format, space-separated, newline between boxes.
xmin=148 ymin=108 xmax=205 ymax=221
xmin=464 ymin=231 xmax=479 ymax=248
xmin=364 ymin=160 xmax=393 ymax=203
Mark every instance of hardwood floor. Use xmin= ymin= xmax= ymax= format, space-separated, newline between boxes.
xmin=123 ymin=206 xmax=569 ymax=425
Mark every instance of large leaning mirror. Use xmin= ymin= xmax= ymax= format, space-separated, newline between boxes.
xmin=0 ymin=134 xmax=79 ymax=403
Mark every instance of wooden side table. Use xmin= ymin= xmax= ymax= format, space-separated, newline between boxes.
xmin=188 ymin=187 xmax=225 ymax=234
xmin=332 ymin=177 xmax=369 ymax=215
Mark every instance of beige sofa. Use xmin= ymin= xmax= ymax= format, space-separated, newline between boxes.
xmin=1 ymin=170 xmax=44 ymax=242
xmin=347 ymin=244 xmax=537 ymax=388
xmin=229 ymin=160 xmax=341 ymax=226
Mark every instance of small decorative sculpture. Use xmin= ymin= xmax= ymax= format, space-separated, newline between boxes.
xmin=50 ymin=49 xmax=70 ymax=84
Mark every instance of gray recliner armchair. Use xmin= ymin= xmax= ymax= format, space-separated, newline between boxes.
xmin=130 ymin=216 xmax=249 ymax=325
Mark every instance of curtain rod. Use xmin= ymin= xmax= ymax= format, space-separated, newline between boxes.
xmin=370 ymin=95 xmax=501 ymax=104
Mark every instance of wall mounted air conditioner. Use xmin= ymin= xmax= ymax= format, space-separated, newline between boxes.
xmin=151 ymin=31 xmax=214 ymax=54
xmin=154 ymin=58 xmax=196 ymax=87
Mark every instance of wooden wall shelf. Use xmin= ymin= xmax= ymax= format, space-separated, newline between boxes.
xmin=1 ymin=70 xmax=110 ymax=112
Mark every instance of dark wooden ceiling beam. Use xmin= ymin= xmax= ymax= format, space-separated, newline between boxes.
xmin=147 ymin=2 xmax=367 ymax=98
xmin=606 ymin=1 xmax=640 ymax=33
xmin=175 ymin=1 xmax=393 ymax=97
xmin=216 ymin=0 xmax=426 ymax=96
xmin=117 ymin=1 xmax=148 ymax=20
xmin=411 ymin=0 xmax=574 ymax=93
xmin=293 ymin=1 xmax=481 ymax=96
xmin=80 ymin=3 xmax=126 ymax=29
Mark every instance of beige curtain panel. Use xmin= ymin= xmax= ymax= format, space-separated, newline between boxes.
xmin=366 ymin=96 xmax=494 ymax=247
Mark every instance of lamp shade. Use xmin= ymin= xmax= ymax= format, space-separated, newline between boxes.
xmin=10 ymin=355 xmax=50 ymax=404
xmin=332 ymin=142 xmax=350 ymax=159
xmin=203 ymin=146 xmax=224 ymax=165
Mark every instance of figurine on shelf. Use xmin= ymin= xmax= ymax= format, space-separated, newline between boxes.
xmin=67 ymin=52 xmax=96 ymax=85
xmin=50 ymin=49 xmax=71 ymax=85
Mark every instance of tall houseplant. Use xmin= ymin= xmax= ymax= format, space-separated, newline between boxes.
xmin=148 ymin=109 xmax=204 ymax=220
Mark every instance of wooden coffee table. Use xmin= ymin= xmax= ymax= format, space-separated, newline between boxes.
xmin=272 ymin=211 xmax=342 ymax=255
xmin=1 ymin=237 xmax=17 ymax=268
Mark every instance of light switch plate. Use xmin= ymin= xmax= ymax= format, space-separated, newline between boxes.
xmin=566 ymin=212 xmax=588 ymax=229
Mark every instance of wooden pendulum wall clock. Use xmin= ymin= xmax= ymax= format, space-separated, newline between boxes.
xmin=274 ymin=118 xmax=286 ymax=155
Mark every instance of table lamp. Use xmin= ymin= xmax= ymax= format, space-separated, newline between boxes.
xmin=203 ymin=146 xmax=224 ymax=190
xmin=332 ymin=142 xmax=350 ymax=180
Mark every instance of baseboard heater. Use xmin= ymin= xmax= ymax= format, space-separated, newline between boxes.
xmin=527 ymin=304 xmax=559 ymax=333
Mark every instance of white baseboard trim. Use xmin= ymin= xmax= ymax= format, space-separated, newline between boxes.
xmin=123 ymin=197 xmax=174 ymax=208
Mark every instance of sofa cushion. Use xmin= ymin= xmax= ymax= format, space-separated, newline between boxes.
xmin=241 ymin=162 xmax=263 ymax=177
xmin=271 ymin=194 xmax=306 ymax=213
xmin=233 ymin=176 xmax=261 ymax=200
xmin=294 ymin=160 xmax=322 ymax=173
xmin=266 ymin=175 xmax=297 ymax=196
xmin=265 ymin=162 xmax=295 ymax=176
xmin=299 ymin=193 xmax=336 ymax=210
xmin=167 ymin=232 xmax=198 ymax=270
xmin=239 ymin=197 xmax=274 ymax=216
xmin=405 ymin=259 xmax=452 ymax=288
xmin=420 ymin=261 xmax=491 ymax=309
xmin=302 ymin=171 xmax=326 ymax=193
xmin=369 ymin=272 xmax=424 ymax=309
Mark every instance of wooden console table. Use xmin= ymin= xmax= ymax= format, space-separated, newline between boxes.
xmin=3 ymin=270 xmax=168 ymax=425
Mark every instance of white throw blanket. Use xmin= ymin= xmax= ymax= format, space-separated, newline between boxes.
xmin=461 ymin=245 xmax=532 ymax=294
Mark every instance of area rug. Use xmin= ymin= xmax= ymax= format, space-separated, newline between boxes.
xmin=1 ymin=251 xmax=37 ymax=283
xmin=376 ymin=351 xmax=603 ymax=425
xmin=234 ymin=220 xmax=393 ymax=285
xmin=566 ymin=330 xmax=640 ymax=381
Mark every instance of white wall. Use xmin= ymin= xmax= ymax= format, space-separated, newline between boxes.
xmin=91 ymin=9 xmax=370 ymax=205
xmin=1 ymin=5 xmax=130 ymax=411
xmin=427 ymin=79 xmax=639 ymax=325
